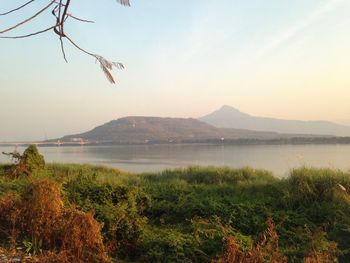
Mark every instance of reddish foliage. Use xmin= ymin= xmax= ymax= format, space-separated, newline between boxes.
xmin=59 ymin=208 xmax=110 ymax=263
xmin=21 ymin=180 xmax=63 ymax=248
xmin=0 ymin=193 xmax=21 ymax=247
xmin=0 ymin=180 xmax=111 ymax=262
xmin=213 ymin=218 xmax=287 ymax=263
xmin=213 ymin=236 xmax=245 ymax=263
xmin=213 ymin=219 xmax=339 ymax=263
xmin=4 ymin=154 xmax=31 ymax=178
xmin=303 ymin=228 xmax=338 ymax=263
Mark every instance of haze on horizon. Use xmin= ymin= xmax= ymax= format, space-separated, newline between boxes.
xmin=1 ymin=0 xmax=350 ymax=141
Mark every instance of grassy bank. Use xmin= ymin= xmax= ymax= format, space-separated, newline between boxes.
xmin=0 ymin=159 xmax=350 ymax=262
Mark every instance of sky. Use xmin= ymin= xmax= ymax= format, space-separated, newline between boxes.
xmin=1 ymin=0 xmax=350 ymax=141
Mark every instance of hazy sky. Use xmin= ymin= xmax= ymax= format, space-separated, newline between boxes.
xmin=1 ymin=0 xmax=350 ymax=141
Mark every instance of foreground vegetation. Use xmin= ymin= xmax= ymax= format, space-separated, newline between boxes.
xmin=0 ymin=146 xmax=349 ymax=262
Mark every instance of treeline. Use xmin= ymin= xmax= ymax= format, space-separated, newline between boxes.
xmin=3 ymin=135 xmax=350 ymax=147
xmin=0 ymin=146 xmax=349 ymax=262
xmin=206 ymin=137 xmax=350 ymax=145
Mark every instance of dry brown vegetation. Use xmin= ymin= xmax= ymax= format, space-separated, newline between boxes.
xmin=21 ymin=180 xmax=62 ymax=248
xmin=0 ymin=192 xmax=21 ymax=247
xmin=59 ymin=208 xmax=109 ymax=262
xmin=2 ymin=152 xmax=31 ymax=179
xmin=0 ymin=179 xmax=110 ymax=263
xmin=213 ymin=219 xmax=339 ymax=263
xmin=303 ymin=229 xmax=338 ymax=263
xmin=213 ymin=218 xmax=287 ymax=263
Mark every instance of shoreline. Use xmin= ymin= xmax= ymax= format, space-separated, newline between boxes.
xmin=1 ymin=136 xmax=350 ymax=147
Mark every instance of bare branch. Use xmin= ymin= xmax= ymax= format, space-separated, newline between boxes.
xmin=0 ymin=0 xmax=56 ymax=34
xmin=60 ymin=37 xmax=68 ymax=62
xmin=65 ymin=35 xmax=124 ymax=84
xmin=60 ymin=0 xmax=71 ymax=35
xmin=0 ymin=0 xmax=35 ymax=16
xmin=0 ymin=0 xmax=130 ymax=84
xmin=66 ymin=14 xmax=95 ymax=23
xmin=64 ymin=35 xmax=95 ymax=57
xmin=0 ymin=26 xmax=55 ymax=39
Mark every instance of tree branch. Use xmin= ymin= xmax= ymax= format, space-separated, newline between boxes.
xmin=0 ymin=26 xmax=55 ymax=39
xmin=0 ymin=0 xmax=56 ymax=34
xmin=0 ymin=0 xmax=36 ymax=16
xmin=0 ymin=0 xmax=130 ymax=84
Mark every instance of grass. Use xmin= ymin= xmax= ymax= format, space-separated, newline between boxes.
xmin=0 ymin=162 xmax=349 ymax=262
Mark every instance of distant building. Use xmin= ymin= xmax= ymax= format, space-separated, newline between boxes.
xmin=70 ymin=138 xmax=84 ymax=142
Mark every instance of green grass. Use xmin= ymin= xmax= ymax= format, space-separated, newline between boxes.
xmin=1 ymin=163 xmax=350 ymax=262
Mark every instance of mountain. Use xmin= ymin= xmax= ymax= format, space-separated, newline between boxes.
xmin=200 ymin=106 xmax=350 ymax=136
xmin=59 ymin=116 xmax=286 ymax=144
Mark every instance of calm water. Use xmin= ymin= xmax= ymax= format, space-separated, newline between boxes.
xmin=1 ymin=144 xmax=350 ymax=177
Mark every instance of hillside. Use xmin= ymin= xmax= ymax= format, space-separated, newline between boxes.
xmin=60 ymin=116 xmax=285 ymax=144
xmin=200 ymin=105 xmax=350 ymax=136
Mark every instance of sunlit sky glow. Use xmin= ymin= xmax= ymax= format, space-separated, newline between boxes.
xmin=1 ymin=0 xmax=350 ymax=141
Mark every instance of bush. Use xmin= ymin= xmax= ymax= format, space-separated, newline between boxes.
xmin=213 ymin=219 xmax=287 ymax=263
xmin=59 ymin=208 xmax=109 ymax=263
xmin=0 ymin=192 xmax=21 ymax=247
xmin=21 ymin=180 xmax=62 ymax=247
xmin=1 ymin=145 xmax=45 ymax=178
xmin=140 ymin=226 xmax=203 ymax=263
xmin=23 ymin=145 xmax=45 ymax=172
xmin=64 ymin=173 xmax=149 ymax=259
xmin=0 ymin=179 xmax=111 ymax=262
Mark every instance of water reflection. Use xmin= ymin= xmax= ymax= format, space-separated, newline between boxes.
xmin=1 ymin=144 xmax=349 ymax=177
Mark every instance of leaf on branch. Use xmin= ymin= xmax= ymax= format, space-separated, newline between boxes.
xmin=116 ymin=0 xmax=131 ymax=7
xmin=112 ymin=62 xmax=125 ymax=70
xmin=95 ymin=55 xmax=124 ymax=84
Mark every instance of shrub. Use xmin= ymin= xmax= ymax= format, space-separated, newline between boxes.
xmin=23 ymin=145 xmax=45 ymax=172
xmin=140 ymin=226 xmax=202 ymax=263
xmin=0 ymin=179 xmax=110 ymax=262
xmin=1 ymin=145 xmax=45 ymax=178
xmin=0 ymin=192 xmax=21 ymax=247
xmin=213 ymin=218 xmax=287 ymax=263
xmin=303 ymin=228 xmax=339 ymax=263
xmin=64 ymin=173 xmax=149 ymax=259
xmin=20 ymin=180 xmax=62 ymax=248
xmin=59 ymin=208 xmax=109 ymax=263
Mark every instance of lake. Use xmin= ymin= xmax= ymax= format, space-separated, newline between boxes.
xmin=1 ymin=144 xmax=350 ymax=177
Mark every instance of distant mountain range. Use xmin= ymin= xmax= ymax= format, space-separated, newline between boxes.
xmin=59 ymin=116 xmax=287 ymax=144
xmin=56 ymin=106 xmax=350 ymax=145
xmin=200 ymin=105 xmax=350 ymax=137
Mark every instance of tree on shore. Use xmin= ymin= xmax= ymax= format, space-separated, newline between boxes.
xmin=0 ymin=0 xmax=131 ymax=83
xmin=2 ymin=145 xmax=45 ymax=178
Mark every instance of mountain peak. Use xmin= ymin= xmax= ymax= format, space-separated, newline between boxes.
xmin=219 ymin=105 xmax=245 ymax=113
xmin=204 ymin=105 xmax=250 ymax=119
xmin=220 ymin=105 xmax=237 ymax=110
xmin=200 ymin=106 xmax=350 ymax=136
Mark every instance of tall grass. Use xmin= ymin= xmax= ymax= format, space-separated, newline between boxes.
xmin=0 ymin=162 xmax=349 ymax=262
